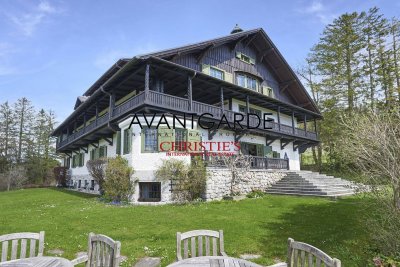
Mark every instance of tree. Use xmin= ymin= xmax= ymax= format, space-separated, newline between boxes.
xmin=361 ymin=7 xmax=388 ymax=109
xmin=14 ymin=98 xmax=34 ymax=163
xmin=103 ymin=156 xmax=134 ymax=202
xmin=155 ymin=157 xmax=207 ymax=202
xmin=311 ymin=12 xmax=366 ymax=113
xmin=0 ymin=102 xmax=16 ymax=167
xmin=222 ymin=154 xmax=252 ymax=196
xmin=337 ymin=110 xmax=400 ymax=255
xmin=86 ymin=158 xmax=107 ymax=193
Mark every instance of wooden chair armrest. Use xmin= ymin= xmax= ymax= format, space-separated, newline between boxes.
xmin=71 ymin=254 xmax=89 ymax=265
xmin=267 ymin=263 xmax=287 ymax=267
xmin=220 ymin=251 xmax=228 ymax=257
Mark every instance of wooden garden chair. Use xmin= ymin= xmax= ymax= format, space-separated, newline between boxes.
xmin=284 ymin=238 xmax=341 ymax=267
xmin=176 ymin=230 xmax=228 ymax=261
xmin=0 ymin=231 xmax=45 ymax=262
xmin=71 ymin=233 xmax=121 ymax=267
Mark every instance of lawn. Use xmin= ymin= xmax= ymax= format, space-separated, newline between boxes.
xmin=0 ymin=188 xmax=373 ymax=266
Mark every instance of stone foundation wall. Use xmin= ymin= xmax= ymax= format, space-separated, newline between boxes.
xmin=205 ymin=167 xmax=286 ymax=200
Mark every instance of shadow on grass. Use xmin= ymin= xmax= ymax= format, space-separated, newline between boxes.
xmin=48 ymin=187 xmax=98 ymax=199
xmin=259 ymin=196 xmax=373 ymax=266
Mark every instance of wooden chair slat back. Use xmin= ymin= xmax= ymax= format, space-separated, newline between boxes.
xmin=0 ymin=231 xmax=44 ymax=262
xmin=176 ymin=230 xmax=225 ymax=260
xmin=287 ymin=238 xmax=341 ymax=267
xmin=87 ymin=233 xmax=121 ymax=267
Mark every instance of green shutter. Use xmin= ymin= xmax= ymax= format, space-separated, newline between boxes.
xmin=224 ymin=72 xmax=233 ymax=83
xmin=235 ymin=51 xmax=242 ymax=59
xmin=256 ymin=144 xmax=264 ymax=157
xmin=123 ymin=129 xmax=131 ymax=154
xmin=116 ymin=131 xmax=121 ymax=155
xmin=249 ymin=57 xmax=256 ymax=65
xmin=141 ymin=129 xmax=145 ymax=153
xmin=239 ymin=142 xmax=248 ymax=155
xmin=276 ymin=152 xmax=280 ymax=158
xmin=187 ymin=129 xmax=201 ymax=151
xmin=90 ymin=150 xmax=94 ymax=160
xmin=202 ymin=64 xmax=210 ymax=75
xmin=264 ymin=146 xmax=273 ymax=157
xmin=158 ymin=127 xmax=174 ymax=152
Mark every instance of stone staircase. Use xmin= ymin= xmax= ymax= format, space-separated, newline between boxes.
xmin=266 ymin=171 xmax=355 ymax=197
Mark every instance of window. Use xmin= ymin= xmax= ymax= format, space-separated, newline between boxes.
xmin=143 ymin=128 xmax=158 ymax=152
xmin=139 ymin=182 xmax=161 ymax=202
xmin=175 ymin=129 xmax=186 ymax=151
xmin=235 ymin=52 xmax=255 ymax=65
xmin=123 ymin=129 xmax=132 ymax=154
xmin=236 ymin=73 xmax=259 ymax=91
xmin=239 ymin=105 xmax=262 ymax=117
xmin=90 ymin=180 xmax=95 ymax=190
xmin=78 ymin=180 xmax=81 ymax=188
xmin=99 ymin=146 xmax=107 ymax=158
xmin=72 ymin=153 xmax=84 ymax=168
xmin=210 ymin=67 xmax=224 ymax=80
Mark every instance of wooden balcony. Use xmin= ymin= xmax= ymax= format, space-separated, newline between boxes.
xmin=57 ymin=90 xmax=318 ymax=151
xmin=205 ymin=155 xmax=289 ymax=170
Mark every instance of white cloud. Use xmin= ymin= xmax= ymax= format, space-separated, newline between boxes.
xmin=298 ymin=0 xmax=336 ymax=25
xmin=8 ymin=1 xmax=61 ymax=37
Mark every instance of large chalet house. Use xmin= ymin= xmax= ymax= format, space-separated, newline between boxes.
xmin=52 ymin=26 xmax=321 ymax=203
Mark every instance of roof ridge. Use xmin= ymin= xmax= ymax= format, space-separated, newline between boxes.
xmin=135 ymin=28 xmax=262 ymax=59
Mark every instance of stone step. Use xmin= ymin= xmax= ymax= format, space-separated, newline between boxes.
xmin=266 ymin=170 xmax=355 ymax=197
xmin=266 ymin=191 xmax=354 ymax=197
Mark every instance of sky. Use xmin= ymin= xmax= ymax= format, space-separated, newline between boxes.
xmin=0 ymin=0 xmax=399 ymax=123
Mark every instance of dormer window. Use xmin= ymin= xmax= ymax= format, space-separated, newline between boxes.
xmin=236 ymin=73 xmax=259 ymax=91
xmin=210 ymin=67 xmax=224 ymax=80
xmin=236 ymin=52 xmax=255 ymax=65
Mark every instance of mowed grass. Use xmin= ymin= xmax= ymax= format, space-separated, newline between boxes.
xmin=0 ymin=189 xmax=373 ymax=266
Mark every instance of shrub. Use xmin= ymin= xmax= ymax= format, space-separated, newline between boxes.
xmin=155 ymin=156 xmax=207 ymax=202
xmin=103 ymin=156 xmax=135 ymax=202
xmin=86 ymin=158 xmax=107 ymax=193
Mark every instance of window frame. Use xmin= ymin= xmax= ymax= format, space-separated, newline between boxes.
xmin=142 ymin=128 xmax=158 ymax=153
xmin=123 ymin=128 xmax=132 ymax=154
xmin=235 ymin=72 xmax=260 ymax=92
xmin=209 ymin=67 xmax=224 ymax=80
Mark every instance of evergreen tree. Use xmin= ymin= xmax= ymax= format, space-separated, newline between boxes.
xmin=14 ymin=98 xmax=35 ymax=163
xmin=311 ymin=12 xmax=366 ymax=113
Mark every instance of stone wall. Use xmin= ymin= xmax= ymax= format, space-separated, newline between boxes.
xmin=205 ymin=167 xmax=286 ymax=200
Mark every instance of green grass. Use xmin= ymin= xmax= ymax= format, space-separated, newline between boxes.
xmin=0 ymin=188 xmax=373 ymax=266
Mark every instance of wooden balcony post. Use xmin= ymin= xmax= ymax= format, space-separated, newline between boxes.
xmin=95 ymin=102 xmax=99 ymax=126
xmin=83 ymin=112 xmax=87 ymax=127
xmin=220 ymin=87 xmax=224 ymax=114
xmin=145 ymin=64 xmax=150 ymax=99
xmin=246 ymin=95 xmax=250 ymax=114
xmin=108 ymin=92 xmax=115 ymax=120
xmin=187 ymin=75 xmax=192 ymax=111
xmin=277 ymin=106 xmax=281 ymax=131
xmin=304 ymin=114 xmax=307 ymax=136
xmin=291 ymin=111 xmax=295 ymax=134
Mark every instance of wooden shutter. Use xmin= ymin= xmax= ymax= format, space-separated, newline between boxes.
xmin=249 ymin=57 xmax=256 ymax=65
xmin=239 ymin=142 xmax=248 ymax=155
xmin=235 ymin=51 xmax=242 ymax=59
xmin=158 ymin=127 xmax=174 ymax=152
xmin=90 ymin=150 xmax=94 ymax=160
xmin=116 ymin=131 xmax=121 ymax=155
xmin=202 ymin=64 xmax=210 ymax=75
xmin=264 ymin=146 xmax=273 ymax=157
xmin=187 ymin=129 xmax=201 ymax=151
xmin=224 ymin=72 xmax=233 ymax=83
xmin=123 ymin=129 xmax=131 ymax=154
xmin=256 ymin=144 xmax=264 ymax=157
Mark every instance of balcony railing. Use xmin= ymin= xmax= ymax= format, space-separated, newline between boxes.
xmin=57 ymin=90 xmax=318 ymax=150
xmin=205 ymin=155 xmax=289 ymax=170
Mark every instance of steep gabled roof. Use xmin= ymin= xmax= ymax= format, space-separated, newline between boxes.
xmin=136 ymin=28 xmax=320 ymax=114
